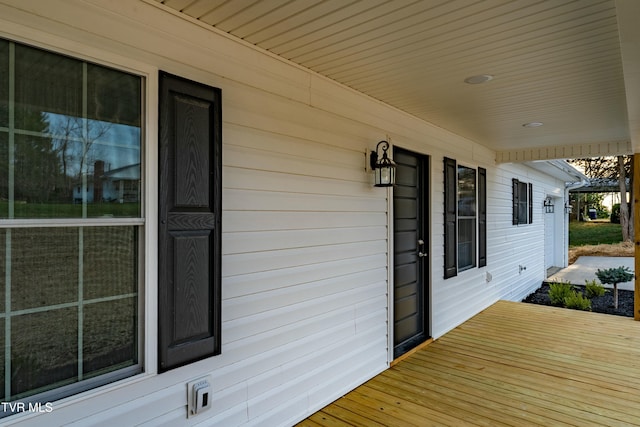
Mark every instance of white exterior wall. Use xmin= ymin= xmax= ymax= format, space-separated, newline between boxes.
xmin=0 ymin=1 xmax=570 ymax=425
xmin=425 ymin=149 xmax=570 ymax=339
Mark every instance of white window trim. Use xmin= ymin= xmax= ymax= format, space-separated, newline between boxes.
xmin=0 ymin=22 xmax=160 ymax=408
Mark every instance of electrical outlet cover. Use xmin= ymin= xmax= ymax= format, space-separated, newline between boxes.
xmin=187 ymin=375 xmax=213 ymax=418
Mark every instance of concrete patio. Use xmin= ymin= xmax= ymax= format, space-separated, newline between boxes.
xmin=547 ymin=256 xmax=634 ymax=291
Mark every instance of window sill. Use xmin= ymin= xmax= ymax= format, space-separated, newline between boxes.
xmin=6 ymin=370 xmax=152 ymax=422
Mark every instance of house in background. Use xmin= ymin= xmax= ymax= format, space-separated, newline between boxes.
xmin=72 ymin=161 xmax=141 ymax=203
xmin=0 ymin=1 xmax=637 ymax=425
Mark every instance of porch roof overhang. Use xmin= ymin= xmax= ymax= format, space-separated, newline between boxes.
xmin=151 ymin=0 xmax=640 ymax=162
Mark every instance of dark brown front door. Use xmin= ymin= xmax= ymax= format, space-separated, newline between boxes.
xmin=393 ymin=147 xmax=430 ymax=358
xmin=158 ymin=72 xmax=222 ymax=372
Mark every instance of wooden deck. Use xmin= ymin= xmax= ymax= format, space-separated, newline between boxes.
xmin=298 ymin=300 xmax=640 ymax=426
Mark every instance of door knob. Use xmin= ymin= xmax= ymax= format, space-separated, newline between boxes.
xmin=418 ymin=252 xmax=427 ymax=258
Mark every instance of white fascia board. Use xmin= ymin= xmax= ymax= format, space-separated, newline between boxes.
xmin=525 ymin=160 xmax=588 ymax=184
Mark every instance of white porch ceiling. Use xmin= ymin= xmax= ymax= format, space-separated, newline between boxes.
xmin=152 ymin=0 xmax=640 ymax=161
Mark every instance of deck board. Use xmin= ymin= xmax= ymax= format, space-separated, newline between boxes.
xmin=299 ymin=300 xmax=640 ymax=426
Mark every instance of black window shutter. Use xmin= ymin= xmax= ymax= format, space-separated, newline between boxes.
xmin=158 ymin=72 xmax=222 ymax=372
xmin=528 ymin=183 xmax=533 ymax=224
xmin=444 ymin=157 xmax=457 ymax=279
xmin=512 ymin=179 xmax=519 ymax=225
xmin=478 ymin=167 xmax=487 ymax=267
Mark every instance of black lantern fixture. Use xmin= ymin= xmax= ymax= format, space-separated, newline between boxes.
xmin=370 ymin=140 xmax=396 ymax=187
xmin=543 ymin=196 xmax=554 ymax=213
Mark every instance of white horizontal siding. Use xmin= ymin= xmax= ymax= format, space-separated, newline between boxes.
xmin=0 ymin=1 xmax=572 ymax=426
xmin=214 ymin=64 xmax=391 ymax=421
xmin=430 ymin=160 xmax=569 ymax=338
xmin=223 ymin=270 xmax=385 ymax=321
xmin=223 ymin=240 xmax=387 ymax=277
xmin=224 ymin=210 xmax=387 ymax=233
xmin=223 ymin=227 xmax=386 ymax=255
xmin=223 ymin=254 xmax=386 ymax=299
xmin=223 ymin=189 xmax=383 ymax=212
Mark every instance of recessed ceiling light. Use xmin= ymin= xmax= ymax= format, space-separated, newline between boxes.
xmin=522 ymin=122 xmax=544 ymax=128
xmin=464 ymin=74 xmax=494 ymax=84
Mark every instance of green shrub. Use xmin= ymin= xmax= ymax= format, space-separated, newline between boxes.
xmin=564 ymin=291 xmax=592 ymax=311
xmin=548 ymin=281 xmax=574 ymax=306
xmin=611 ymin=203 xmax=620 ymax=223
xmin=584 ymin=279 xmax=605 ymax=298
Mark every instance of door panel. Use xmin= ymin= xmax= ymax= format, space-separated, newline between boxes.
xmin=393 ymin=147 xmax=430 ymax=358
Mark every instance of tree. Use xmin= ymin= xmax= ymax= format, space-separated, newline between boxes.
xmin=10 ymin=110 xmax=66 ymax=204
xmin=617 ymin=155 xmax=633 ymax=241
xmin=572 ymin=193 xmax=605 ymax=218
xmin=596 ymin=266 xmax=634 ymax=310
xmin=569 ymin=156 xmax=634 ymax=241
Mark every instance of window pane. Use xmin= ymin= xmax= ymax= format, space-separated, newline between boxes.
xmin=457 ymin=166 xmax=476 ymax=271
xmin=1 ymin=226 xmax=138 ymax=400
xmin=87 ymin=64 xmax=141 ymax=127
xmin=0 ymin=39 xmax=142 ymax=405
xmin=458 ymin=218 xmax=476 ymax=270
xmin=0 ymin=319 xmax=4 ymax=400
xmin=15 ymin=44 xmax=82 ymax=131
xmin=458 ymin=166 xmax=476 ymax=216
xmin=11 ymin=228 xmax=78 ymax=311
xmin=518 ymin=182 xmax=528 ymax=224
xmin=84 ymin=297 xmax=137 ymax=378
xmin=53 ymin=121 xmax=141 ymax=216
xmin=0 ymin=39 xmax=8 ymax=128
xmin=12 ymin=308 xmax=79 ymax=397
xmin=0 ymin=42 xmax=141 ymax=219
xmin=0 ymin=229 xmax=4 ymax=313
xmin=13 ymin=133 xmax=70 ymax=214
xmin=84 ymin=227 xmax=137 ymax=299
xmin=0 ymin=133 xmax=6 ymax=218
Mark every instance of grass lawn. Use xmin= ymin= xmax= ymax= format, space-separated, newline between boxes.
xmin=0 ymin=201 xmax=140 ymax=218
xmin=569 ymin=220 xmax=623 ymax=246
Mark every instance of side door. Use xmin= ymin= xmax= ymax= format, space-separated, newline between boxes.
xmin=393 ymin=147 xmax=430 ymax=358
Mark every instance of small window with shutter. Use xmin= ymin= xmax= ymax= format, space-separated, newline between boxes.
xmin=512 ymin=179 xmax=533 ymax=225
xmin=443 ymin=158 xmax=487 ymax=278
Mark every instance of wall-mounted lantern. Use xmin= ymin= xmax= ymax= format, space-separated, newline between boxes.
xmin=370 ymin=140 xmax=396 ymax=187
xmin=564 ymin=201 xmax=573 ymax=214
xmin=543 ymin=196 xmax=554 ymax=213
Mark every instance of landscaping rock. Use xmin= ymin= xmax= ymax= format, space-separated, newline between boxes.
xmin=523 ymin=282 xmax=634 ymax=317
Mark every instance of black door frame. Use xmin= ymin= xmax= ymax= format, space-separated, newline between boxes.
xmin=391 ymin=146 xmax=430 ymax=359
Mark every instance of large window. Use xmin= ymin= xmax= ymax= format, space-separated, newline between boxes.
xmin=0 ymin=39 xmax=142 ymax=406
xmin=443 ymin=158 xmax=486 ymax=279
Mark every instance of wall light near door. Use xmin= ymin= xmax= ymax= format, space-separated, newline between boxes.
xmin=370 ymin=141 xmax=396 ymax=187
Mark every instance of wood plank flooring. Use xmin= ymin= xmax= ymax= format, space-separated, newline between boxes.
xmin=298 ymin=300 xmax=640 ymax=426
